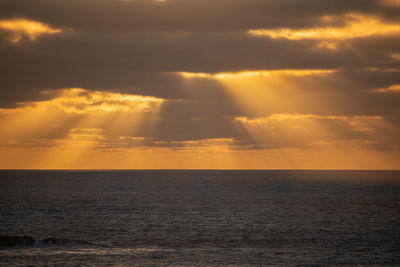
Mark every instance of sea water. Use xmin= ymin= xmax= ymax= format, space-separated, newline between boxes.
xmin=0 ymin=170 xmax=399 ymax=266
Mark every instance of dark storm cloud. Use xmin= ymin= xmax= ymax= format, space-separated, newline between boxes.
xmin=0 ymin=0 xmax=394 ymax=33
xmin=1 ymin=31 xmax=399 ymax=106
xmin=0 ymin=0 xmax=399 ymax=106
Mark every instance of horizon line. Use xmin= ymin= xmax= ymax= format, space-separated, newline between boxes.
xmin=1 ymin=169 xmax=399 ymax=171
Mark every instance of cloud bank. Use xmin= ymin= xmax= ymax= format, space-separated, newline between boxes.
xmin=0 ymin=0 xmax=399 ymax=169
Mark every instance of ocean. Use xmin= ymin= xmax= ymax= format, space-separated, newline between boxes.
xmin=0 ymin=170 xmax=399 ymax=266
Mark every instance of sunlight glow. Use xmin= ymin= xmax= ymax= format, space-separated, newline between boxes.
xmin=179 ymin=69 xmax=337 ymax=117
xmin=233 ymin=114 xmax=392 ymax=160
xmin=0 ymin=88 xmax=165 ymax=168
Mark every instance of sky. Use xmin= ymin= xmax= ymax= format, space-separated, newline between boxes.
xmin=0 ymin=0 xmax=400 ymax=169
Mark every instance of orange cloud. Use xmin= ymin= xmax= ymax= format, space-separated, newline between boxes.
xmin=0 ymin=18 xmax=64 ymax=42
xmin=0 ymin=89 xmax=167 ymax=168
xmin=371 ymin=84 xmax=400 ymax=93
xmin=248 ymin=13 xmax=400 ymax=50
xmin=228 ymin=113 xmax=400 ymax=169
xmin=154 ymin=138 xmax=237 ymax=150
xmin=234 ymin=114 xmax=390 ymax=152
xmin=391 ymin=53 xmax=400 ymax=62
xmin=381 ymin=0 xmax=400 ymax=6
xmin=235 ymin=114 xmax=384 ymax=134
xmin=0 ymin=88 xmax=165 ymax=151
xmin=178 ymin=69 xmax=337 ymax=80
xmin=366 ymin=67 xmax=400 ymax=72
xmin=0 ymin=88 xmax=164 ymax=115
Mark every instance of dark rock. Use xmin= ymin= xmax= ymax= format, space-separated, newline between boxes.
xmin=41 ymin=237 xmax=92 ymax=246
xmin=0 ymin=235 xmax=99 ymax=247
xmin=0 ymin=235 xmax=35 ymax=247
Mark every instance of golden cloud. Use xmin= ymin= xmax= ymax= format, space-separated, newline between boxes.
xmin=366 ymin=67 xmax=400 ymax=72
xmin=154 ymin=138 xmax=236 ymax=149
xmin=235 ymin=114 xmax=383 ymax=133
xmin=371 ymin=84 xmax=400 ymax=93
xmin=0 ymin=88 xmax=164 ymax=114
xmin=391 ymin=53 xmax=400 ymax=62
xmin=178 ymin=69 xmax=337 ymax=80
xmin=0 ymin=18 xmax=64 ymax=42
xmin=248 ymin=13 xmax=400 ymax=50
xmin=230 ymin=113 xmax=400 ymax=170
xmin=381 ymin=0 xmax=400 ymax=6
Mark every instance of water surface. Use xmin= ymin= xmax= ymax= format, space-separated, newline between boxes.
xmin=1 ymin=170 xmax=399 ymax=266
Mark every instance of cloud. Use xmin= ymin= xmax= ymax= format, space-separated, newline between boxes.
xmin=0 ymin=19 xmax=397 ymax=108
xmin=234 ymin=114 xmax=399 ymax=150
xmin=0 ymin=88 xmax=164 ymax=114
xmin=178 ymin=69 xmax=337 ymax=79
xmin=0 ymin=18 xmax=63 ymax=42
xmin=0 ymin=0 xmax=386 ymax=33
xmin=366 ymin=67 xmax=400 ymax=72
xmin=381 ymin=0 xmax=400 ymax=7
xmin=392 ymin=53 xmax=400 ymax=61
xmin=371 ymin=84 xmax=400 ymax=93
xmin=0 ymin=88 xmax=165 ymax=148
xmin=0 ymin=0 xmax=399 ymax=169
xmin=248 ymin=13 xmax=400 ymax=50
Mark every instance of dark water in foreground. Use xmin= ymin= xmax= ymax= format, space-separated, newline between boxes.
xmin=0 ymin=170 xmax=399 ymax=266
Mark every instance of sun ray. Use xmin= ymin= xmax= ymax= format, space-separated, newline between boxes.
xmin=0 ymin=88 xmax=165 ymax=168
